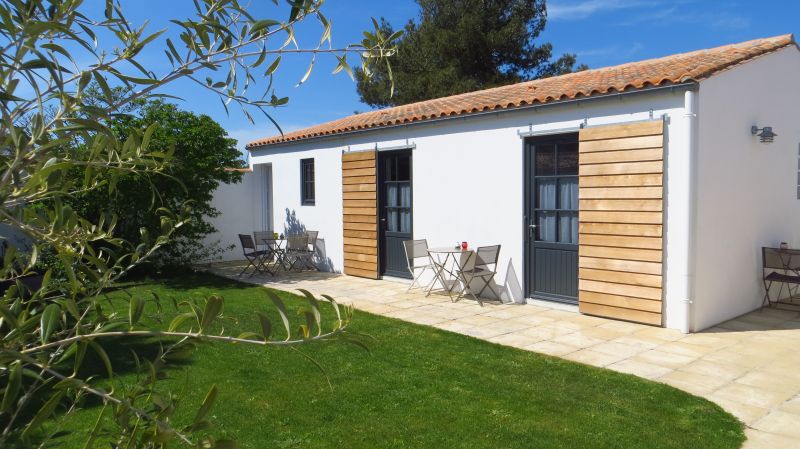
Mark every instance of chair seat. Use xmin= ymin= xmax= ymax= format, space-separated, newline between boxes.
xmin=460 ymin=267 xmax=493 ymax=277
xmin=244 ymin=250 xmax=269 ymax=257
xmin=766 ymin=271 xmax=800 ymax=284
xmin=411 ymin=262 xmax=434 ymax=269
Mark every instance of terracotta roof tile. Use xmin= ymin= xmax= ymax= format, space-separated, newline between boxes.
xmin=248 ymin=34 xmax=796 ymax=148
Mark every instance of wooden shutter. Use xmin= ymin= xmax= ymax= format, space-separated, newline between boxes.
xmin=578 ymin=121 xmax=664 ymax=326
xmin=342 ymin=151 xmax=379 ymax=279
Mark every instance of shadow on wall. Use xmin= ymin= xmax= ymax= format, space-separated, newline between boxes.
xmin=283 ymin=208 xmax=336 ymax=273
xmin=284 ymin=208 xmax=306 ymax=237
xmin=503 ymin=259 xmax=524 ymax=303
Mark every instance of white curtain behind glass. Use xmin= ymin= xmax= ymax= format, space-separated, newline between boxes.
xmin=558 ymin=179 xmax=578 ymax=244
xmin=399 ymin=183 xmax=411 ymax=233
xmin=387 ymin=184 xmax=398 ymax=232
xmin=537 ymin=180 xmax=557 ymax=241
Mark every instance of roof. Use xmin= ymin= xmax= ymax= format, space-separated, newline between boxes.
xmin=247 ymin=34 xmax=796 ymax=149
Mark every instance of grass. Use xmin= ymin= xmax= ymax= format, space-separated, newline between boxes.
xmin=55 ymin=273 xmax=744 ymax=449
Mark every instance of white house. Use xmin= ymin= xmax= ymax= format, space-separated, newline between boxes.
xmin=208 ymin=34 xmax=800 ymax=333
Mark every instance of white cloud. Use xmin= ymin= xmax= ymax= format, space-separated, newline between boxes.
xmin=548 ymin=0 xmax=651 ymax=21
xmin=575 ymin=42 xmax=644 ymax=59
xmin=618 ymin=5 xmax=749 ymax=30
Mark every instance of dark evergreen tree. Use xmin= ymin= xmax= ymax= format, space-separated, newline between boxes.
xmin=356 ymin=0 xmax=587 ymax=107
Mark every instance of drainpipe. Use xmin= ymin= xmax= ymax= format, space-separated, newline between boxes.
xmin=679 ymin=89 xmax=698 ymax=334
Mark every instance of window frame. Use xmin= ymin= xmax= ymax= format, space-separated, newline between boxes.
xmin=300 ymin=158 xmax=315 ymax=206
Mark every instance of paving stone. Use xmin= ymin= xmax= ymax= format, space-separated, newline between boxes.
xmin=508 ymin=314 xmax=556 ymax=327
xmin=631 ymin=326 xmax=684 ymax=342
xmin=525 ymin=341 xmax=580 ymax=357
xmin=742 ymin=429 xmax=800 ymax=449
xmin=564 ymin=348 xmax=629 ymax=367
xmin=679 ymin=359 xmax=749 ymax=382
xmin=607 ymin=359 xmax=673 ymax=380
xmin=455 ymin=314 xmax=503 ymax=326
xmin=487 ymin=333 xmax=543 ymax=349
xmin=611 ymin=335 xmax=663 ymax=350
xmin=596 ymin=320 xmax=646 ymax=334
xmin=658 ymin=370 xmax=732 ymax=395
xmin=632 ymin=349 xmax=698 ymax=370
xmin=654 ymin=341 xmax=718 ymax=358
xmin=751 ymin=410 xmax=800 ymax=439
xmin=713 ymin=382 xmax=790 ymax=409
xmin=554 ymin=328 xmax=610 ymax=347
xmin=707 ymin=396 xmax=770 ymax=426
xmin=734 ymin=370 xmax=800 ymax=396
xmin=589 ymin=341 xmax=645 ymax=359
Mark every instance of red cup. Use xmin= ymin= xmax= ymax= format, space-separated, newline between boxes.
xmin=461 ymin=241 xmax=468 ymax=250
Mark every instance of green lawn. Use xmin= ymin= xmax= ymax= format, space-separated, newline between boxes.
xmin=56 ymin=273 xmax=744 ymax=449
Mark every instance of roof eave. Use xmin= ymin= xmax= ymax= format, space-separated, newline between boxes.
xmin=246 ymin=81 xmax=698 ymax=151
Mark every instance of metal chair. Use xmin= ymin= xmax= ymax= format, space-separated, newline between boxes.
xmin=403 ymin=239 xmax=436 ymax=293
xmin=762 ymin=247 xmax=800 ymax=308
xmin=301 ymin=230 xmax=320 ymax=270
xmin=284 ymin=234 xmax=310 ymax=271
xmin=238 ymin=234 xmax=273 ymax=277
xmin=454 ymin=245 xmax=501 ymax=306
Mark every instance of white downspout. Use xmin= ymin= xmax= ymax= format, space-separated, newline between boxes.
xmin=680 ymin=89 xmax=698 ymax=333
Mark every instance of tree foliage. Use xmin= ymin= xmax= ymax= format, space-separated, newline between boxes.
xmin=69 ymin=97 xmax=247 ymax=270
xmin=355 ymin=0 xmax=588 ymax=108
xmin=0 ymin=0 xmax=397 ymax=447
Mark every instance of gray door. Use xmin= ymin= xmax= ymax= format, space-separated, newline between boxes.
xmin=524 ymin=134 xmax=579 ymax=303
xmin=379 ymin=150 xmax=412 ymax=278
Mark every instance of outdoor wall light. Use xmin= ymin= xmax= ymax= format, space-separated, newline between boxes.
xmin=751 ymin=125 xmax=777 ymax=143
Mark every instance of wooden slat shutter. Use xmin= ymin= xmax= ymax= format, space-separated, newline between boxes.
xmin=342 ymin=151 xmax=379 ymax=279
xmin=578 ymin=121 xmax=664 ymax=326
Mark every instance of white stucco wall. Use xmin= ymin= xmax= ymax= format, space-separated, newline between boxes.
xmin=249 ymin=89 xmax=688 ymax=325
xmin=692 ymin=46 xmax=800 ymax=330
xmin=203 ymin=166 xmax=271 ymax=261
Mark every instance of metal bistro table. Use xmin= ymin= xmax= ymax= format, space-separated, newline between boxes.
xmin=426 ymin=246 xmax=475 ymax=299
xmin=260 ymin=238 xmax=288 ymax=271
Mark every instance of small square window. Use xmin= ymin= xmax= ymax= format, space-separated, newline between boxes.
xmin=301 ymin=158 xmax=315 ymax=205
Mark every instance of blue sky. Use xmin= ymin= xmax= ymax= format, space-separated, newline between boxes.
xmin=86 ymin=1 xmax=799 ymax=154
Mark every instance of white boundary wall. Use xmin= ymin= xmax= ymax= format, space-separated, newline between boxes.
xmin=203 ymin=166 xmax=272 ymax=262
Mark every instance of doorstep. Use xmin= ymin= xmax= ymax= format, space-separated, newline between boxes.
xmin=525 ymin=297 xmax=579 ymax=313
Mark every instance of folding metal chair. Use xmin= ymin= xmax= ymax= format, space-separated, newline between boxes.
xmin=238 ymin=234 xmax=273 ymax=277
xmin=301 ymin=230 xmax=319 ymax=270
xmin=284 ymin=234 xmax=309 ymax=271
xmin=762 ymin=247 xmax=800 ymax=308
xmin=454 ymin=245 xmax=501 ymax=306
xmin=403 ymin=239 xmax=436 ymax=293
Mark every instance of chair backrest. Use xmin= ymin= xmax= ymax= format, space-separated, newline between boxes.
xmin=763 ymin=247 xmax=800 ymax=271
xmin=403 ymin=239 xmax=429 ymax=268
xmin=253 ymin=231 xmax=273 ymax=248
xmin=475 ymin=245 xmax=501 ymax=268
xmin=305 ymin=230 xmax=318 ymax=248
xmin=239 ymin=234 xmax=256 ymax=252
xmin=287 ymin=234 xmax=308 ymax=251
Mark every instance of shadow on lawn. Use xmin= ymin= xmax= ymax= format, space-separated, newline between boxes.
xmin=157 ymin=272 xmax=253 ymax=291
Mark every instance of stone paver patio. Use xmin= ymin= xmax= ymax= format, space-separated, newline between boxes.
xmin=206 ymin=264 xmax=800 ymax=449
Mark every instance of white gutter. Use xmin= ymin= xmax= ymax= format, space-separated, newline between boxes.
xmin=679 ymin=89 xmax=698 ymax=333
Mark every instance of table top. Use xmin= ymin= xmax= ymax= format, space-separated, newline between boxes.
xmin=428 ymin=246 xmax=473 ymax=254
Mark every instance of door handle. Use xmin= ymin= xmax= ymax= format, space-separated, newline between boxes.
xmin=527 ymin=223 xmax=537 ymax=239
